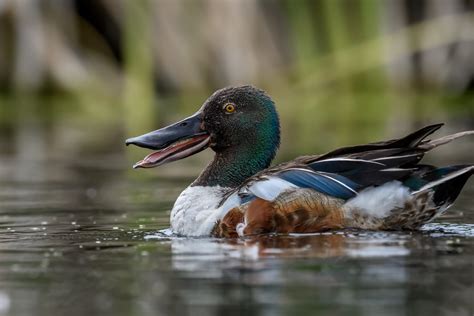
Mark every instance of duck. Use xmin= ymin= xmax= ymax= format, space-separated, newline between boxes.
xmin=125 ymin=85 xmax=473 ymax=237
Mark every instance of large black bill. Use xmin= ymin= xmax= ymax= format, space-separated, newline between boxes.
xmin=125 ymin=111 xmax=210 ymax=169
xmin=125 ymin=112 xmax=205 ymax=150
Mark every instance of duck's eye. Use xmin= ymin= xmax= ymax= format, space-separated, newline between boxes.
xmin=224 ymin=103 xmax=236 ymax=113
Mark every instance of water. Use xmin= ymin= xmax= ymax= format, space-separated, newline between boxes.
xmin=0 ymin=152 xmax=473 ymax=316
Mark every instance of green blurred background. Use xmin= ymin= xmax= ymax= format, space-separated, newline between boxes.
xmin=0 ymin=0 xmax=473 ymax=174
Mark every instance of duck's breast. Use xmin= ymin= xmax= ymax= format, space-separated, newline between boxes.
xmin=170 ymin=185 xmax=232 ymax=236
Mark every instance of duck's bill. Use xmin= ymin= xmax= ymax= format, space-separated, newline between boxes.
xmin=131 ymin=134 xmax=209 ymax=169
xmin=125 ymin=112 xmax=210 ymax=169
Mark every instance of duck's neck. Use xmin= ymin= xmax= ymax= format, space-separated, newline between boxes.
xmin=193 ymin=141 xmax=278 ymax=188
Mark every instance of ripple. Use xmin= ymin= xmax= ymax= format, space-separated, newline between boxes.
xmin=421 ymin=222 xmax=474 ymax=237
xmin=144 ymin=228 xmax=177 ymax=240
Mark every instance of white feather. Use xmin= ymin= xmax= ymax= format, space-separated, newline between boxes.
xmin=344 ymin=181 xmax=411 ymax=218
xmin=314 ymin=157 xmax=385 ymax=165
xmin=246 ymin=177 xmax=297 ymax=201
xmin=170 ymin=185 xmax=234 ymax=236
xmin=236 ymin=222 xmax=246 ymax=237
xmin=195 ymin=192 xmax=242 ymax=236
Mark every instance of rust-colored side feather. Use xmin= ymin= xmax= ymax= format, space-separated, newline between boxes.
xmin=242 ymin=189 xmax=346 ymax=235
xmin=212 ymin=205 xmax=246 ymax=238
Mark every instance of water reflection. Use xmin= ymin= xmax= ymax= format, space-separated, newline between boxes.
xmin=150 ymin=231 xmax=410 ymax=265
xmin=134 ymin=224 xmax=474 ymax=316
xmin=146 ymin=223 xmax=474 ymax=264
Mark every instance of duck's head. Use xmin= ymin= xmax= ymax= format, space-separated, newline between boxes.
xmin=126 ymin=85 xmax=280 ymax=180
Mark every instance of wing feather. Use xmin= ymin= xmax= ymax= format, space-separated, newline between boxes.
xmin=277 ymin=169 xmax=360 ymax=200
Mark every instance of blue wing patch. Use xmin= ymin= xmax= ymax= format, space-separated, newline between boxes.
xmin=277 ymin=169 xmax=361 ymax=200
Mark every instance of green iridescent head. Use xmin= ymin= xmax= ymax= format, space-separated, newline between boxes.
xmin=201 ymin=86 xmax=280 ymax=156
xmin=126 ymin=85 xmax=281 ymax=187
xmin=196 ymin=85 xmax=280 ymax=186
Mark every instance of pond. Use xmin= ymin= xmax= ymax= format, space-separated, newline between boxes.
xmin=0 ymin=144 xmax=473 ymax=316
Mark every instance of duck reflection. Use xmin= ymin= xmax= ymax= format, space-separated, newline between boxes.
xmin=166 ymin=231 xmax=411 ymax=272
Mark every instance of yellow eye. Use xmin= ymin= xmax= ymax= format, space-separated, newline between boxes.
xmin=224 ymin=103 xmax=235 ymax=113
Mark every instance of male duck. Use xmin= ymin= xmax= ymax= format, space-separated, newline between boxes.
xmin=126 ymin=85 xmax=473 ymax=237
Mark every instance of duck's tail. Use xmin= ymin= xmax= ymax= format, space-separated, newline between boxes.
xmin=344 ymin=165 xmax=473 ymax=230
xmin=384 ymin=165 xmax=473 ymax=230
xmin=345 ymin=165 xmax=474 ymax=230
xmin=409 ymin=165 xmax=473 ymax=205
xmin=419 ymin=130 xmax=474 ymax=151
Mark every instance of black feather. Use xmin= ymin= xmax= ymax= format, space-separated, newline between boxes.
xmin=309 ymin=158 xmax=385 ymax=173
xmin=372 ymin=152 xmax=424 ymax=168
xmin=316 ymin=124 xmax=443 ymax=160
xmin=424 ymin=166 xmax=474 ymax=206
xmin=389 ymin=123 xmax=443 ymax=147
xmin=341 ymin=168 xmax=414 ymax=187
xmin=346 ymin=148 xmax=410 ymax=160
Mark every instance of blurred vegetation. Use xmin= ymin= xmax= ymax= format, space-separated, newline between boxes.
xmin=0 ymin=0 xmax=473 ymax=169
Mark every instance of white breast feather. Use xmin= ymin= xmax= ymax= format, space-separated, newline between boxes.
xmin=170 ymin=185 xmax=234 ymax=236
xmin=344 ymin=181 xmax=411 ymax=218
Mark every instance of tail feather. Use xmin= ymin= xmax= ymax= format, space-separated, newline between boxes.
xmin=413 ymin=165 xmax=473 ymax=193
xmin=346 ymin=165 xmax=473 ymax=230
xmin=419 ymin=130 xmax=474 ymax=151
xmin=391 ymin=123 xmax=444 ymax=148
xmin=316 ymin=124 xmax=444 ymax=160
xmin=382 ymin=165 xmax=473 ymax=229
xmin=317 ymin=125 xmax=472 ymax=165
xmin=413 ymin=165 xmax=473 ymax=206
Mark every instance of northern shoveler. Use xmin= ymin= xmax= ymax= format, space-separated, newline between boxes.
xmin=126 ymin=85 xmax=473 ymax=237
